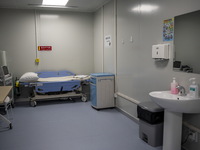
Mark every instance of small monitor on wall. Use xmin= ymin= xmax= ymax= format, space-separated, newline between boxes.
xmin=2 ymin=66 xmax=9 ymax=75
xmin=0 ymin=66 xmax=10 ymax=78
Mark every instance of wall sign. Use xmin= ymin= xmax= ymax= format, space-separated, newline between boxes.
xmin=38 ymin=46 xmax=52 ymax=51
xmin=163 ymin=18 xmax=174 ymax=41
xmin=104 ymin=35 xmax=112 ymax=47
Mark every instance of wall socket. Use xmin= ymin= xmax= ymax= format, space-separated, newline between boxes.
xmin=189 ymin=130 xmax=198 ymax=142
xmin=182 ymin=125 xmax=200 ymax=150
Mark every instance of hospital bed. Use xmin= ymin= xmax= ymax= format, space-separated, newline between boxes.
xmin=19 ymin=71 xmax=90 ymax=107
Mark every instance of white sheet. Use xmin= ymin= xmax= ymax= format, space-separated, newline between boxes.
xmin=37 ymin=75 xmax=90 ymax=82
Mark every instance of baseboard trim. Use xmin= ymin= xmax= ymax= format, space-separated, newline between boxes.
xmin=116 ymin=106 xmax=139 ymax=124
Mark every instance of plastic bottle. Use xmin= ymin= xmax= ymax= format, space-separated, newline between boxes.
xmin=189 ymin=78 xmax=199 ymax=98
xmin=171 ymin=77 xmax=178 ymax=94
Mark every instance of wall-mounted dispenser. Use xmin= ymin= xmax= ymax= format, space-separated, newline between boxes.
xmin=152 ymin=44 xmax=169 ymax=60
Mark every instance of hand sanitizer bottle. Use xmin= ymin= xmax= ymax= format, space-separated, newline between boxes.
xmin=171 ymin=77 xmax=178 ymax=94
xmin=189 ymin=78 xmax=199 ymax=98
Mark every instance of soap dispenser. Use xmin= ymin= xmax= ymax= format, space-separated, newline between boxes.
xmin=171 ymin=77 xmax=178 ymax=94
xmin=189 ymin=78 xmax=199 ymax=98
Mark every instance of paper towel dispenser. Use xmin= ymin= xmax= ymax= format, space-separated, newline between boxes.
xmin=152 ymin=44 xmax=169 ymax=60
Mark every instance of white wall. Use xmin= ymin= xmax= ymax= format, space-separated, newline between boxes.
xmin=0 ymin=9 xmax=94 ymax=78
xmin=103 ymin=0 xmax=115 ymax=73
xmin=115 ymin=0 xmax=200 ymax=126
xmin=94 ymin=8 xmax=103 ymax=73
xmin=94 ymin=0 xmax=200 ymax=149
xmin=0 ymin=9 xmax=37 ymax=77
xmin=94 ymin=0 xmax=115 ymax=74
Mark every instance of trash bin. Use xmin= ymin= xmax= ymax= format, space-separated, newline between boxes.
xmin=137 ymin=101 xmax=164 ymax=147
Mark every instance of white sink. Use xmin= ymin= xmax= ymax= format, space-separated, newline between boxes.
xmin=149 ymin=90 xmax=200 ymax=150
xmin=149 ymin=91 xmax=200 ymax=113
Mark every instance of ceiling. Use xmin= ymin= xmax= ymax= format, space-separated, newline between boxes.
xmin=0 ymin=0 xmax=111 ymax=12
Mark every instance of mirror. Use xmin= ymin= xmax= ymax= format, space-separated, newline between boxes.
xmin=173 ymin=10 xmax=200 ymax=74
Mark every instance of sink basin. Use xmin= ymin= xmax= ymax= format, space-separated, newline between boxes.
xmin=149 ymin=91 xmax=200 ymax=150
xmin=149 ymin=91 xmax=200 ymax=113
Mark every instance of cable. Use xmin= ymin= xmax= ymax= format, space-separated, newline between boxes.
xmin=182 ymin=132 xmax=192 ymax=145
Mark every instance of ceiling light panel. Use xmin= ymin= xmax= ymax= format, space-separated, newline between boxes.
xmin=42 ymin=0 xmax=69 ymax=6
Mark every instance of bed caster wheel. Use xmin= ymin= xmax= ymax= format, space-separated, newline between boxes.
xmin=81 ymin=95 xmax=87 ymax=102
xmin=30 ymin=101 xmax=37 ymax=107
xmin=9 ymin=123 xmax=13 ymax=129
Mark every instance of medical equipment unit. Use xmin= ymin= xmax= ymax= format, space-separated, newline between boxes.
xmin=0 ymin=66 xmax=14 ymax=108
xmin=19 ymin=70 xmax=89 ymax=107
xmin=90 ymin=73 xmax=115 ymax=110
xmin=0 ymin=66 xmax=13 ymax=86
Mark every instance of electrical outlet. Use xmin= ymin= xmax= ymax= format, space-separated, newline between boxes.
xmin=189 ymin=130 xmax=198 ymax=142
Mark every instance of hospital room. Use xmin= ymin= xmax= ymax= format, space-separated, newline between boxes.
xmin=0 ymin=0 xmax=200 ymax=150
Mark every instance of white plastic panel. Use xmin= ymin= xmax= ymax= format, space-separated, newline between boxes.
xmin=152 ymin=44 xmax=169 ymax=59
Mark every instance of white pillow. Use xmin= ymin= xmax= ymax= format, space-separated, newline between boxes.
xmin=19 ymin=72 xmax=39 ymax=82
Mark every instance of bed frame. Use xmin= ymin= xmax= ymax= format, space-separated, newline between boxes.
xmin=19 ymin=70 xmax=89 ymax=107
xmin=30 ymin=87 xmax=87 ymax=107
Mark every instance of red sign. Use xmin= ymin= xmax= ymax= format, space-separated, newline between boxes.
xmin=38 ymin=46 xmax=52 ymax=51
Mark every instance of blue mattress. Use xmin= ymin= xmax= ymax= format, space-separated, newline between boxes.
xmin=35 ymin=71 xmax=80 ymax=94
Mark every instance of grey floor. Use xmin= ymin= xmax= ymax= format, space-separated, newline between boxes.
xmin=0 ymin=99 xmax=162 ymax=150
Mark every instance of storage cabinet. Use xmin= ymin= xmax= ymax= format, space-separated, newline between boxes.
xmin=90 ymin=73 xmax=114 ymax=109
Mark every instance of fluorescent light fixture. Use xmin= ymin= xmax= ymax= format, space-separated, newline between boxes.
xmin=132 ymin=4 xmax=158 ymax=13
xmin=40 ymin=14 xmax=59 ymax=19
xmin=42 ymin=0 xmax=69 ymax=6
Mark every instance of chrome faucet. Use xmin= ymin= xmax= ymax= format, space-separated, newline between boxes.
xmin=176 ymin=85 xmax=186 ymax=96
